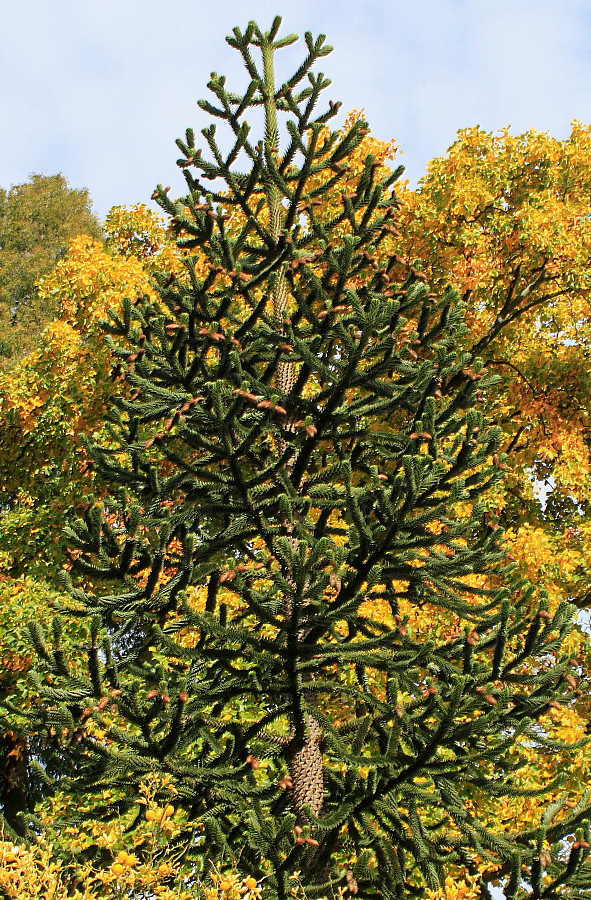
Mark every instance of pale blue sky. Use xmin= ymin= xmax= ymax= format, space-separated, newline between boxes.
xmin=2 ymin=0 xmax=591 ymax=218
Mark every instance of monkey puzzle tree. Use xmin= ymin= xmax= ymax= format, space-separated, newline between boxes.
xmin=28 ymin=19 xmax=591 ymax=900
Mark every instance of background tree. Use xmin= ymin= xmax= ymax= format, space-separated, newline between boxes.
xmin=395 ymin=125 xmax=591 ymax=587
xmin=0 ymin=205 xmax=177 ymax=834
xmin=0 ymin=204 xmax=176 ymax=583
xmin=0 ymin=173 xmax=101 ymax=366
xmin=26 ymin=20 xmax=591 ymax=900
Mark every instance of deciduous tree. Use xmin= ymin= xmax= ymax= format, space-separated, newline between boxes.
xmin=0 ymin=205 xmax=176 ymax=833
xmin=0 ymin=174 xmax=101 ymax=365
xmin=396 ymin=123 xmax=591 ymax=545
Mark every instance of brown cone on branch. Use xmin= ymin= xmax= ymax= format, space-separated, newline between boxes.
xmin=287 ymin=715 xmax=324 ymax=821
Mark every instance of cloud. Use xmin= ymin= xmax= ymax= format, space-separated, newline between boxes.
xmin=1 ymin=0 xmax=590 ymax=216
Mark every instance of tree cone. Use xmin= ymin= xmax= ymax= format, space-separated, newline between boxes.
xmin=276 ymin=356 xmax=297 ymax=397
xmin=288 ymin=715 xmax=324 ymax=819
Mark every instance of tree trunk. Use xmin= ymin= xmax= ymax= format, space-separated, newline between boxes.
xmin=0 ymin=732 xmax=29 ymax=835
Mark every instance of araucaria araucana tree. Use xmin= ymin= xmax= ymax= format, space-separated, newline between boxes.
xmin=29 ymin=19 xmax=591 ymax=900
